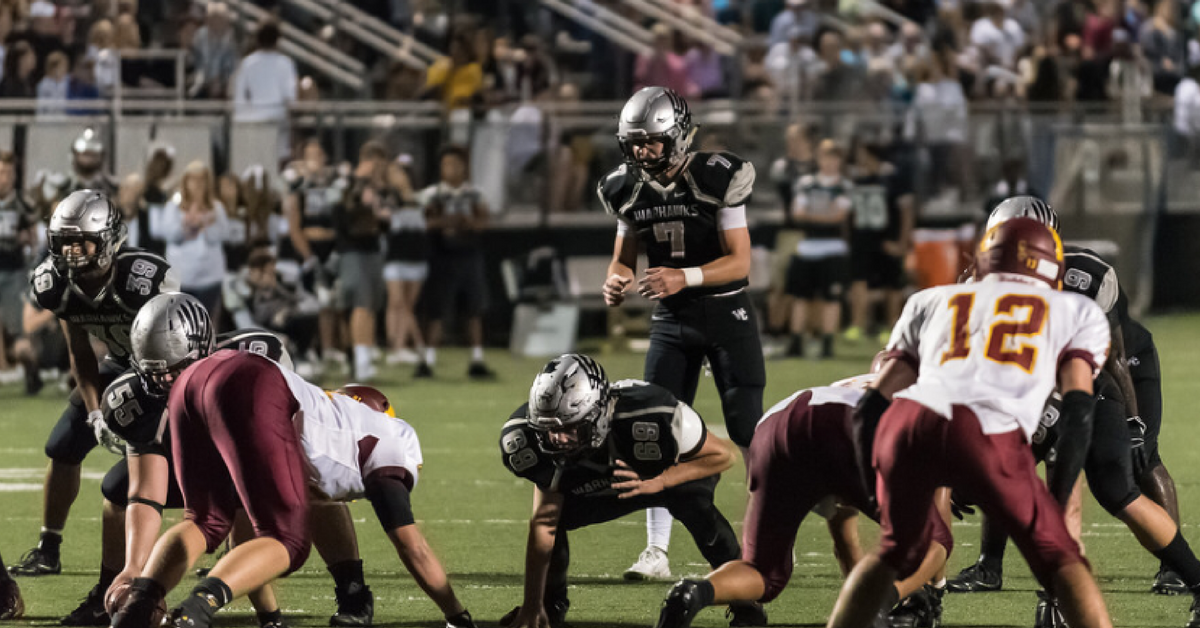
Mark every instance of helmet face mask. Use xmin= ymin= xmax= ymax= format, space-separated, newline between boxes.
xmin=616 ymin=87 xmax=694 ymax=179
xmin=131 ymin=293 xmax=216 ymax=396
xmin=527 ymin=354 xmax=612 ymax=458
xmin=48 ymin=190 xmax=124 ymax=280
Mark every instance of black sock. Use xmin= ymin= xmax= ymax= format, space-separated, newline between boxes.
xmin=883 ymin=584 xmax=901 ymax=609
xmin=691 ymin=579 xmax=715 ymax=608
xmin=328 ymin=559 xmax=365 ymax=593
xmin=130 ymin=577 xmax=166 ymax=601
xmin=99 ymin=563 xmax=120 ymax=591
xmin=256 ymin=609 xmax=283 ymax=627
xmin=1152 ymin=531 xmax=1200 ymax=592
xmin=38 ymin=531 xmax=62 ymax=556
xmin=821 ymin=334 xmax=835 ymax=357
xmin=177 ymin=576 xmax=233 ymax=625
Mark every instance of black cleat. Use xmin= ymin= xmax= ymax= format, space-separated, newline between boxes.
xmin=262 ymin=620 xmax=290 ymax=628
xmin=414 ymin=362 xmax=434 ymax=378
xmin=171 ymin=605 xmax=213 ymax=628
xmin=726 ymin=601 xmax=767 ymax=627
xmin=656 ymin=580 xmax=708 ymax=628
xmin=1153 ymin=567 xmax=1189 ymax=596
xmin=1034 ymin=590 xmax=1067 ymax=628
xmin=887 ymin=585 xmax=943 ymax=628
xmin=9 ymin=547 xmax=61 ymax=577
xmin=1187 ymin=596 xmax=1200 ymax=628
xmin=0 ymin=578 xmax=23 ymax=620
xmin=945 ymin=560 xmax=1002 ymax=593
xmin=467 ymin=361 xmax=496 ymax=380
xmin=61 ymin=583 xmax=110 ymax=626
xmin=330 ymin=584 xmax=374 ymax=627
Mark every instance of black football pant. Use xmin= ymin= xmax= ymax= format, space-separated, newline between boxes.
xmin=544 ymin=475 xmax=740 ymax=608
xmin=45 ymin=359 xmax=128 ymax=464
xmin=644 ymin=292 xmax=765 ymax=448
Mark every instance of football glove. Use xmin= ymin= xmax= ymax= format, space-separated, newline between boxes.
xmin=87 ymin=409 xmax=125 ymax=455
xmin=949 ymin=490 xmax=977 ymax=520
xmin=852 ymin=388 xmax=891 ymax=518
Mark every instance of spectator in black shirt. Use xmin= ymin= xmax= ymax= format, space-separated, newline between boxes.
xmin=0 ymin=151 xmax=33 ymax=380
xmin=138 ymin=143 xmax=174 ymax=257
xmin=0 ymin=41 xmax=37 ymax=99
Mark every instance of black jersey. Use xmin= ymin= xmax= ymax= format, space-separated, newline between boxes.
xmin=0 ymin=192 xmax=34 ymax=270
xmin=793 ymin=174 xmax=852 ymax=240
xmin=104 ymin=329 xmax=291 ymax=456
xmin=1062 ymin=245 xmax=1125 ymax=326
xmin=283 ymin=167 xmax=346 ymax=232
xmin=850 ymin=169 xmax=910 ymax=240
xmin=597 ymin=151 xmax=755 ymax=299
xmin=500 ymin=380 xmax=707 ymax=498
xmin=30 ymin=248 xmax=176 ymax=364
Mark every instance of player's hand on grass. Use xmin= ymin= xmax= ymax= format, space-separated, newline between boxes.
xmin=638 ymin=267 xmax=686 ymax=300
xmin=612 ymin=460 xmax=666 ymax=498
xmin=501 ymin=605 xmax=551 ymax=628
xmin=603 ymin=274 xmax=632 ymax=306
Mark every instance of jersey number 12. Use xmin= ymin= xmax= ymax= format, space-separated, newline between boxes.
xmin=940 ymin=293 xmax=1047 ymax=373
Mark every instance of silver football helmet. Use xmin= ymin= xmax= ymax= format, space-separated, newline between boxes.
xmin=131 ymin=293 xmax=216 ymax=395
xmin=47 ymin=189 xmax=125 ymax=278
xmin=72 ymin=127 xmax=105 ymax=177
xmin=986 ymin=195 xmax=1058 ymax=233
xmin=527 ymin=354 xmax=612 ymax=456
xmin=616 ymin=86 xmax=695 ymax=178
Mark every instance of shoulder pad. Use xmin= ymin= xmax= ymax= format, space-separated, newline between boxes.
xmin=30 ymin=258 xmax=66 ymax=311
xmin=216 ymin=329 xmax=291 ymax=367
xmin=612 ymin=381 xmax=678 ymax=414
xmin=114 ymin=250 xmax=172 ymax=306
xmin=597 ymin=165 xmax=636 ymax=215
xmin=103 ymin=371 xmax=168 ymax=446
xmin=688 ymin=151 xmax=755 ymax=207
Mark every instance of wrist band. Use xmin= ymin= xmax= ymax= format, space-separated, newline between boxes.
xmin=682 ymin=267 xmax=704 ymax=288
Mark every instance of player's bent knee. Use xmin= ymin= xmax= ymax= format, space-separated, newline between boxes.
xmin=1092 ymin=481 xmax=1140 ymax=516
xmin=281 ymin=537 xmax=312 ymax=575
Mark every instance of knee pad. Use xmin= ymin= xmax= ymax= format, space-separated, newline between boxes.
xmin=1088 ymin=466 xmax=1140 ymax=515
xmin=45 ymin=397 xmax=94 ymax=464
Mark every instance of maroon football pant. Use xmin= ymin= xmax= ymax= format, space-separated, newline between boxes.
xmin=743 ymin=392 xmax=952 ymax=602
xmin=874 ymin=398 xmax=1083 ymax=589
xmin=168 ymin=350 xmax=312 ymax=573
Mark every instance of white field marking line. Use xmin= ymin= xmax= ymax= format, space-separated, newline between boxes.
xmin=0 ymin=448 xmax=40 ymax=455
xmin=0 ymin=468 xmax=108 ymax=480
xmin=0 ymin=483 xmax=43 ymax=491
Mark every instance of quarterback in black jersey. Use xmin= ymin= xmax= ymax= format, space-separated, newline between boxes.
xmin=498 ymin=355 xmax=760 ymax=628
xmin=598 ymin=86 xmax=765 ymax=579
xmin=11 ymin=191 xmax=179 ymax=586
xmin=946 ymin=198 xmax=1200 ymax=628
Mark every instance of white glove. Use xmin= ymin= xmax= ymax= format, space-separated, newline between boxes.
xmin=87 ymin=409 xmax=125 ymax=455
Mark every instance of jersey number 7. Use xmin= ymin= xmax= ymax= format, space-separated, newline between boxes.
xmin=940 ymin=293 xmax=1048 ymax=373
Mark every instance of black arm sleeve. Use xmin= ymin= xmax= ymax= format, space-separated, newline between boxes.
xmin=364 ymin=473 xmax=415 ymax=530
xmin=1046 ymin=390 xmax=1096 ymax=505
xmin=852 ymin=389 xmax=892 ymax=515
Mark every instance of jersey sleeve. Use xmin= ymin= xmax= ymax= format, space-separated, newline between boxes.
xmin=671 ymin=402 xmax=707 ymax=460
xmin=29 ymin=258 xmax=65 ymax=312
xmin=115 ymin=251 xmax=175 ymax=308
xmin=1060 ymin=297 xmax=1111 ymax=376
xmin=103 ymin=372 xmax=169 ymax=456
xmin=885 ymin=289 xmax=931 ymax=369
xmin=596 ymin=165 xmax=630 ymax=216
xmin=692 ymin=152 xmax=755 ymax=207
xmin=359 ymin=424 xmax=422 ymax=492
xmin=216 ymin=329 xmax=293 ymax=370
xmin=499 ymin=405 xmax=557 ymax=489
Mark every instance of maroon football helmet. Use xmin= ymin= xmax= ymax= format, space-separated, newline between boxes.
xmin=975 ymin=217 xmax=1064 ymax=288
xmin=337 ymin=384 xmax=394 ymax=417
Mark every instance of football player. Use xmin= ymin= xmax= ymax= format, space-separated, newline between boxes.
xmin=655 ymin=370 xmax=953 ymax=628
xmin=11 ymin=190 xmax=178 ymax=584
xmin=109 ymin=297 xmax=474 ymax=628
xmin=498 ymin=354 xmax=763 ymax=628
xmin=826 ymin=218 xmax=1114 ymax=628
xmin=599 ymin=86 xmax=764 ymax=580
xmin=948 ymin=197 xmax=1200 ymax=627
xmin=93 ymin=293 xmax=374 ymax=628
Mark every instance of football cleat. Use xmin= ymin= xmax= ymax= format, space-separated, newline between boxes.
xmin=414 ymin=362 xmax=434 ymax=378
xmin=726 ymin=601 xmax=767 ymax=627
xmin=887 ymin=585 xmax=943 ymax=628
xmin=261 ymin=620 xmax=290 ymax=628
xmin=625 ymin=546 xmax=671 ymax=580
xmin=468 ymin=361 xmax=496 ymax=380
xmin=445 ymin=610 xmax=475 ymax=628
xmin=61 ymin=582 xmax=110 ymax=626
xmin=0 ymin=578 xmax=23 ymax=620
xmin=330 ymin=584 xmax=374 ymax=627
xmin=655 ymin=580 xmax=707 ymax=628
xmin=945 ymin=560 xmax=1002 ymax=593
xmin=9 ymin=546 xmax=61 ymax=576
xmin=1034 ymin=590 xmax=1067 ymax=628
xmin=1153 ymin=567 xmax=1189 ymax=596
xmin=1187 ymin=595 xmax=1200 ymax=628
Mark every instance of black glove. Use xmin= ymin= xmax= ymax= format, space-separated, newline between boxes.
xmin=949 ymin=490 xmax=977 ymax=520
xmin=1127 ymin=415 xmax=1149 ymax=480
xmin=852 ymin=389 xmax=891 ymax=518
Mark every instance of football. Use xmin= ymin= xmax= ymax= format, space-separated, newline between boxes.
xmin=105 ymin=581 xmax=168 ymax=627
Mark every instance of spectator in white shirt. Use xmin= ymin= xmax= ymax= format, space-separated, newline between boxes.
xmin=766 ymin=25 xmax=816 ymax=104
xmin=970 ymin=2 xmax=1026 ymax=71
xmin=161 ymin=161 xmax=231 ymax=319
xmin=1173 ymin=65 xmax=1200 ymax=162
xmin=232 ymin=20 xmax=297 ymax=161
xmin=35 ymin=51 xmax=68 ymax=116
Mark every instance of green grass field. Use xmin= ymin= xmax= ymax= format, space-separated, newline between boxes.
xmin=1 ymin=314 xmax=1198 ymax=628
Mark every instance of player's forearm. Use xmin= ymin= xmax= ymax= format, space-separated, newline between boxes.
xmin=521 ymin=520 xmax=556 ymax=610
xmin=65 ymin=327 xmax=102 ymax=411
xmin=661 ymin=448 xmax=734 ymax=488
xmin=607 ymin=259 xmax=634 ymax=281
xmin=698 ymin=253 xmax=751 ymax=285
xmin=388 ymin=526 xmax=465 ymax=617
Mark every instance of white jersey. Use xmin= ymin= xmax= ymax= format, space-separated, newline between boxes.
xmin=886 ymin=273 xmax=1110 ymax=439
xmin=274 ymin=365 xmax=423 ymax=501
xmin=758 ymin=376 xmax=872 ymax=428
